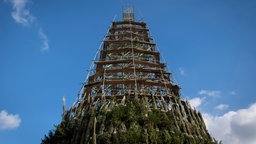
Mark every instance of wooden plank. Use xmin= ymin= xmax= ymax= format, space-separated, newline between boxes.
xmin=103 ymin=48 xmax=159 ymax=55
xmin=104 ymin=40 xmax=155 ymax=45
xmin=113 ymin=21 xmax=146 ymax=26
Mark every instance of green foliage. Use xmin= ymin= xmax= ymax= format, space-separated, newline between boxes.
xmin=42 ymin=99 xmax=218 ymax=144
xmin=41 ymin=121 xmax=74 ymax=144
xmin=41 ymin=130 xmax=55 ymax=144
xmin=97 ymin=134 xmax=112 ymax=144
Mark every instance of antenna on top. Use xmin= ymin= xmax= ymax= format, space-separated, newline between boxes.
xmin=122 ymin=5 xmax=135 ymax=21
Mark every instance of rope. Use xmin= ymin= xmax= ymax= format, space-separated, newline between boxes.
xmin=129 ymin=21 xmax=138 ymax=97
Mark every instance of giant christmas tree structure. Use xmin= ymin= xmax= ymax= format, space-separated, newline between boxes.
xmin=42 ymin=8 xmax=217 ymax=144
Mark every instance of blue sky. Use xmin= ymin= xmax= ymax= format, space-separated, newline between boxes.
xmin=1 ymin=0 xmax=256 ymax=143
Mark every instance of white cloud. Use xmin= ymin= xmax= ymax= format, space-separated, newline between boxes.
xmin=6 ymin=0 xmax=34 ymax=26
xmin=0 ymin=110 xmax=21 ymax=130
xmin=39 ymin=28 xmax=49 ymax=51
xmin=203 ymin=103 xmax=256 ymax=144
xmin=188 ymin=97 xmax=204 ymax=108
xmin=215 ymin=104 xmax=229 ymax=110
xmin=5 ymin=0 xmax=50 ymax=51
xmin=198 ymin=90 xmax=221 ymax=97
xmin=178 ymin=67 xmax=185 ymax=76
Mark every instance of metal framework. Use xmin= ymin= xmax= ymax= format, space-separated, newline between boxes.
xmin=75 ymin=12 xmax=181 ymax=110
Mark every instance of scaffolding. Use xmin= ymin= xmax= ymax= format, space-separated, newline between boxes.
xmin=73 ymin=15 xmax=181 ymax=110
xmin=55 ymin=8 xmax=215 ymax=144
